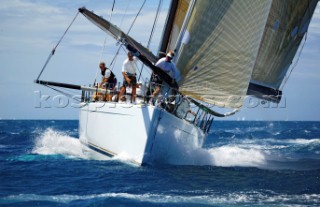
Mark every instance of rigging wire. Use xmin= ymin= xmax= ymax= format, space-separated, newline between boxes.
xmin=99 ymin=0 xmax=116 ymax=63
xmin=280 ymin=1 xmax=313 ymax=91
xmin=127 ymin=0 xmax=147 ymax=34
xmin=119 ymin=1 xmax=131 ymax=28
xmin=138 ymin=0 xmax=163 ymax=82
xmin=281 ymin=35 xmax=308 ymax=91
xmin=280 ymin=31 xmax=309 ymax=91
xmin=93 ymin=0 xmax=116 ymax=86
xmin=44 ymin=85 xmax=82 ymax=103
xmin=107 ymin=0 xmax=147 ymax=77
xmin=36 ymin=11 xmax=80 ymax=80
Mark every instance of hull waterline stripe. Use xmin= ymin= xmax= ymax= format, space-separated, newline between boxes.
xmin=87 ymin=142 xmax=116 ymax=158
xmin=84 ymin=142 xmax=141 ymax=166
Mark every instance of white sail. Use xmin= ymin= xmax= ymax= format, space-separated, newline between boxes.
xmin=250 ymin=0 xmax=318 ymax=92
xmin=173 ymin=0 xmax=272 ymax=108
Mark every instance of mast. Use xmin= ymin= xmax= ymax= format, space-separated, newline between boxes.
xmin=158 ymin=0 xmax=180 ymax=57
xmin=173 ymin=0 xmax=196 ymax=63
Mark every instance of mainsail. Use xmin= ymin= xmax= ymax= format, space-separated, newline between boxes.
xmin=170 ymin=0 xmax=273 ymax=108
xmin=248 ymin=0 xmax=318 ymax=101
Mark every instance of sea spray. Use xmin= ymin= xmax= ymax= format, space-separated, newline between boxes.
xmin=32 ymin=128 xmax=86 ymax=159
xmin=31 ymin=124 xmax=320 ymax=169
xmin=208 ymin=146 xmax=266 ymax=167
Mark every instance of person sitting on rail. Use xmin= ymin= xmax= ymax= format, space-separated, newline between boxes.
xmin=118 ymin=52 xmax=138 ymax=103
xmin=95 ymin=62 xmax=117 ymax=101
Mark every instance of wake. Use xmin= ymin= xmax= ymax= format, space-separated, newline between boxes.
xmin=153 ymin=135 xmax=320 ymax=170
xmin=32 ymin=129 xmax=320 ymax=170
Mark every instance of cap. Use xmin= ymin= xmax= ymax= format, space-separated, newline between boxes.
xmin=166 ymin=51 xmax=174 ymax=59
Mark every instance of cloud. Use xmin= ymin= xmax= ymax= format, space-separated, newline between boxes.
xmin=0 ymin=1 xmax=73 ymax=51
xmin=0 ymin=0 xmax=62 ymax=15
xmin=0 ymin=0 xmax=169 ymax=55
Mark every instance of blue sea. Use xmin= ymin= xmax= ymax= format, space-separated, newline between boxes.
xmin=0 ymin=120 xmax=319 ymax=206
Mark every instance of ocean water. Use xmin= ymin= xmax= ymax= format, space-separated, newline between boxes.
xmin=0 ymin=120 xmax=319 ymax=207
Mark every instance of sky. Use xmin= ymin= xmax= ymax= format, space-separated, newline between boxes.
xmin=0 ymin=0 xmax=319 ymax=121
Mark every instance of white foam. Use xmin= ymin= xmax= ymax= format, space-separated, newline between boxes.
xmin=2 ymin=192 xmax=319 ymax=205
xmin=239 ymin=137 xmax=320 ymax=148
xmin=285 ymin=138 xmax=320 ymax=145
xmin=31 ymin=128 xmax=320 ymax=168
xmin=0 ymin=144 xmax=7 ymax=149
xmin=149 ymin=130 xmax=214 ymax=165
xmin=150 ymin=130 xmax=320 ymax=168
xmin=150 ymin=132 xmax=267 ymax=167
xmin=208 ymin=146 xmax=266 ymax=167
xmin=32 ymin=128 xmax=86 ymax=159
xmin=112 ymin=151 xmax=133 ymax=162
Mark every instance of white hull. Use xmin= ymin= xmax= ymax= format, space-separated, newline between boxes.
xmin=79 ymin=102 xmax=206 ymax=165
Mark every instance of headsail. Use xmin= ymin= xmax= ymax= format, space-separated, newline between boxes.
xmin=169 ymin=0 xmax=273 ymax=108
xmin=248 ymin=0 xmax=318 ymax=102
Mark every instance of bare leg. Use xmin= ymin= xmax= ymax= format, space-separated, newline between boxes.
xmin=148 ymin=86 xmax=161 ymax=105
xmin=132 ymin=85 xmax=136 ymax=102
xmin=152 ymin=86 xmax=160 ymax=97
xmin=118 ymin=86 xmax=126 ymax=102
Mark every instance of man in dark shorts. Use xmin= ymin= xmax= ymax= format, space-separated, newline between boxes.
xmin=118 ymin=52 xmax=138 ymax=103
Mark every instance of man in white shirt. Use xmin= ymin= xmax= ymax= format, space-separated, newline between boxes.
xmin=155 ymin=51 xmax=178 ymax=80
xmin=150 ymin=51 xmax=179 ymax=103
xmin=119 ymin=52 xmax=138 ymax=102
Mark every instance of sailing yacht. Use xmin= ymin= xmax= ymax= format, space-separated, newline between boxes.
xmin=35 ymin=0 xmax=318 ymax=165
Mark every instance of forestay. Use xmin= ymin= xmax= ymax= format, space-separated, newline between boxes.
xmin=172 ymin=0 xmax=272 ymax=109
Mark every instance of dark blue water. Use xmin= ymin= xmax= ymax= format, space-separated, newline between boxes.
xmin=1 ymin=120 xmax=319 ymax=206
